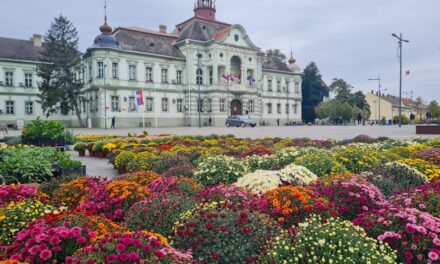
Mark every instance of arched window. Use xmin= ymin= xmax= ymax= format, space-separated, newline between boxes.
xmin=196 ymin=69 xmax=203 ymax=85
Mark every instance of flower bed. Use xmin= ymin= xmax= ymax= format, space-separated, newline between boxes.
xmin=1 ymin=136 xmax=440 ymax=263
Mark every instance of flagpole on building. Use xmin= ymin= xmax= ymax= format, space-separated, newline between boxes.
xmin=142 ymin=88 xmax=145 ymax=128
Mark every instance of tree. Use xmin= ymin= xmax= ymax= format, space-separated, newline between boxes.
xmin=301 ymin=62 xmax=329 ymax=123
xmin=427 ymin=100 xmax=440 ymax=118
xmin=37 ymin=15 xmax=85 ymax=127
xmin=331 ymin=78 xmax=353 ymax=104
xmin=315 ymin=100 xmax=355 ymax=123
xmin=413 ymin=97 xmax=425 ymax=120
xmin=266 ymin=49 xmax=287 ymax=62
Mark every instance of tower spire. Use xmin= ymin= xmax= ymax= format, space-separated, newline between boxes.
xmin=99 ymin=0 xmax=112 ymax=34
xmin=289 ymin=43 xmax=296 ymax=64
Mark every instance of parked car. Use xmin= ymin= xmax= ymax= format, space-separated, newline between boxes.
xmin=226 ymin=116 xmax=257 ymax=127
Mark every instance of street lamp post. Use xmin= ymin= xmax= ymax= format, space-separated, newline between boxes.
xmin=197 ymin=48 xmax=202 ymax=128
xmin=285 ymin=86 xmax=289 ymax=125
xmin=104 ymin=64 xmax=108 ymax=130
xmin=392 ymin=33 xmax=410 ymax=127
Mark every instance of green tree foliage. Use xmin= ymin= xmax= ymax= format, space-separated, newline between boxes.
xmin=266 ymin=49 xmax=287 ymax=62
xmin=315 ymin=100 xmax=355 ymax=122
xmin=427 ymin=100 xmax=440 ymax=118
xmin=37 ymin=15 xmax=85 ymax=127
xmin=301 ymin=62 xmax=329 ymax=123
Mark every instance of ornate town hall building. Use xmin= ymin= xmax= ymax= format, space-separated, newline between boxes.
xmin=0 ymin=0 xmax=302 ymax=128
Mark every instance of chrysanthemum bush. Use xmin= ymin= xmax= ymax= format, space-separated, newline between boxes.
xmin=149 ymin=176 xmax=203 ymax=195
xmin=172 ymin=202 xmax=281 ymax=263
xmin=265 ymin=186 xmax=337 ymax=227
xmin=413 ymin=148 xmax=440 ymax=166
xmin=333 ymin=144 xmax=382 ymax=173
xmin=125 ymin=192 xmax=198 ymax=237
xmin=79 ymin=180 xmax=149 ymax=221
xmin=294 ymin=147 xmax=346 ymax=176
xmin=73 ymin=232 xmax=193 ymax=264
xmin=51 ymin=177 xmax=105 ymax=208
xmin=361 ymin=162 xmax=428 ymax=197
xmin=196 ymin=184 xmax=268 ymax=211
xmin=399 ymin=158 xmax=440 ymax=181
xmin=235 ymin=170 xmax=281 ymax=194
xmin=114 ymin=170 xmax=161 ymax=187
xmin=0 ymin=200 xmax=60 ymax=245
xmin=389 ymin=182 xmax=440 ymax=217
xmin=5 ymin=219 xmax=96 ymax=263
xmin=194 ymin=155 xmax=248 ymax=185
xmin=0 ymin=184 xmax=42 ymax=207
xmin=264 ymin=215 xmax=397 ymax=264
xmin=312 ymin=176 xmax=388 ymax=220
xmin=354 ymin=206 xmax=440 ymax=263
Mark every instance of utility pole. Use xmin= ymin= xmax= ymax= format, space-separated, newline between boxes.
xmin=392 ymin=33 xmax=410 ymax=127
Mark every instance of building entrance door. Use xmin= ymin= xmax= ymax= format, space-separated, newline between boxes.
xmin=230 ymin=99 xmax=242 ymax=115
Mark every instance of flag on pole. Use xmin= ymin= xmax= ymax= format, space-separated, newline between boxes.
xmin=247 ymin=75 xmax=256 ymax=85
xmin=222 ymin=74 xmax=231 ymax=82
xmin=135 ymin=89 xmax=144 ymax=106
xmin=405 ymin=70 xmax=411 ymax=76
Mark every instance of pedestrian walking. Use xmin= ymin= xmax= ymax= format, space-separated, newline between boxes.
xmin=277 ymin=118 xmax=280 ymax=126
xmin=410 ymin=113 xmax=415 ymax=125
xmin=111 ymin=116 xmax=116 ymax=129
xmin=208 ymin=117 xmax=212 ymax=127
xmin=357 ymin=113 xmax=362 ymax=125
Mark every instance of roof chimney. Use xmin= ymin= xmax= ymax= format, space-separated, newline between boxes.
xmin=32 ymin=34 xmax=42 ymax=47
xmin=159 ymin=25 xmax=167 ymax=33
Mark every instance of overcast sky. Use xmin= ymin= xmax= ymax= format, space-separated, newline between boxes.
xmin=1 ymin=0 xmax=439 ymax=102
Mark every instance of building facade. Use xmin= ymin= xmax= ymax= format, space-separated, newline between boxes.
xmin=0 ymin=0 xmax=303 ymax=128
xmin=366 ymin=91 xmax=416 ymax=122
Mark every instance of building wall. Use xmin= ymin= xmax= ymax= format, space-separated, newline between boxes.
xmin=366 ymin=92 xmax=412 ymax=122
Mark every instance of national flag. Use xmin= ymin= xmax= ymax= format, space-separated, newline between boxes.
xmin=231 ymin=74 xmax=241 ymax=82
xmin=405 ymin=70 xmax=411 ymax=76
xmin=247 ymin=75 xmax=256 ymax=84
xmin=222 ymin=74 xmax=231 ymax=81
xmin=135 ymin=89 xmax=144 ymax=106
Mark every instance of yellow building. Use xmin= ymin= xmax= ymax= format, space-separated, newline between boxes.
xmin=365 ymin=92 xmax=413 ymax=122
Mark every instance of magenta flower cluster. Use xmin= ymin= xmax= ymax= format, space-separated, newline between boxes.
xmin=354 ymin=205 xmax=440 ymax=263
xmin=5 ymin=220 xmax=96 ymax=263
xmin=0 ymin=184 xmax=39 ymax=206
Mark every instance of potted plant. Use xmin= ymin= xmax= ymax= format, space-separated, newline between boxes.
xmin=74 ymin=142 xmax=88 ymax=157
xmin=64 ymin=130 xmax=75 ymax=151
xmin=92 ymin=141 xmax=107 ymax=158
xmin=87 ymin=142 xmax=96 ymax=157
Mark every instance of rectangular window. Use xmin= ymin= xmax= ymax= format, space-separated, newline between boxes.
xmin=277 ymin=81 xmax=281 ymax=92
xmin=25 ymin=74 xmax=33 ymax=87
xmin=267 ymin=103 xmax=272 ymax=114
xmin=25 ymin=101 xmax=33 ymax=115
xmin=197 ymin=99 xmax=203 ymax=112
xmin=295 ymin=82 xmax=300 ymax=93
xmin=161 ymin=69 xmax=168 ymax=83
xmin=176 ymin=70 xmax=183 ymax=84
xmin=5 ymin=72 xmax=13 ymax=86
xmin=293 ymin=104 xmax=298 ymax=114
xmin=277 ymin=103 xmax=282 ymax=114
xmin=248 ymin=100 xmax=254 ymax=113
xmin=267 ymin=79 xmax=272 ymax=91
xmin=162 ymin=98 xmax=169 ymax=112
xmin=5 ymin=101 xmax=14 ymax=114
xmin=129 ymin=65 xmax=137 ymax=80
xmin=146 ymin=67 xmax=153 ymax=82
xmin=112 ymin=63 xmax=118 ymax=79
xmin=177 ymin=99 xmax=183 ymax=112
xmin=285 ymin=104 xmax=289 ymax=114
xmin=146 ymin=97 xmax=153 ymax=112
xmin=220 ymin=99 xmax=225 ymax=112
xmin=88 ymin=64 xmax=92 ymax=82
xmin=209 ymin=70 xmax=213 ymax=85
xmin=97 ymin=62 xmax=104 ymax=78
xmin=128 ymin=96 xmax=136 ymax=111
xmin=111 ymin=96 xmax=119 ymax=111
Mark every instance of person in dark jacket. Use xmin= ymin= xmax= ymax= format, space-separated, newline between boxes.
xmin=111 ymin=116 xmax=116 ymax=129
